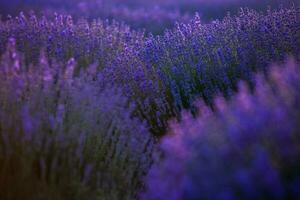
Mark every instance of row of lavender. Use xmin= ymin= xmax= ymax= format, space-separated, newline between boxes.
xmin=140 ymin=7 xmax=300 ymax=133
xmin=0 ymin=6 xmax=300 ymax=200
xmin=141 ymin=59 xmax=300 ymax=200
xmin=1 ymin=7 xmax=299 ymax=135
xmin=0 ymin=0 xmax=297 ymax=34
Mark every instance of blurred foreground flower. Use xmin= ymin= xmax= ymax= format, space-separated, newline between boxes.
xmin=141 ymin=58 xmax=300 ymax=200
xmin=0 ymin=39 xmax=155 ymax=200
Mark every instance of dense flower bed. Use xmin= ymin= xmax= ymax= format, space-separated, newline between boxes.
xmin=0 ymin=2 xmax=300 ymax=199
xmin=1 ymin=7 xmax=299 ymax=135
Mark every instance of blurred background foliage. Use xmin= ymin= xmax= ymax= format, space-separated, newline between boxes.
xmin=0 ymin=0 xmax=298 ymax=34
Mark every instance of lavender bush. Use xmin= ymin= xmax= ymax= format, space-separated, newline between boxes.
xmin=100 ymin=6 xmax=300 ymax=135
xmin=141 ymin=59 xmax=300 ymax=200
xmin=140 ymin=6 xmax=300 ymax=118
xmin=0 ymin=39 xmax=154 ymax=200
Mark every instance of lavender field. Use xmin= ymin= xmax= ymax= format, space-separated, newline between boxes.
xmin=0 ymin=1 xmax=299 ymax=200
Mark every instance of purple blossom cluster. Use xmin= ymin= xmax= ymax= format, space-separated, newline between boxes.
xmin=141 ymin=59 xmax=300 ymax=200
xmin=0 ymin=39 xmax=154 ymax=200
